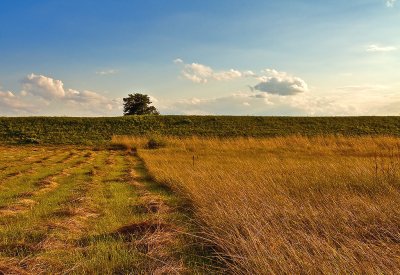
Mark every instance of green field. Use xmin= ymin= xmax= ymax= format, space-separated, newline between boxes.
xmin=1 ymin=117 xmax=400 ymax=274
xmin=1 ymin=116 xmax=400 ymax=144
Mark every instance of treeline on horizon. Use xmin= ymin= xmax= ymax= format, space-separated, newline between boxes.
xmin=0 ymin=116 xmax=400 ymax=145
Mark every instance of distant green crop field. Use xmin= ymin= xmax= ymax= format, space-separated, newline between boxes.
xmin=1 ymin=116 xmax=400 ymax=145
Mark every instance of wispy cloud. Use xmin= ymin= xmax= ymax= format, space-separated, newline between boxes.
xmin=386 ymin=0 xmax=396 ymax=7
xmin=96 ymin=69 xmax=118 ymax=75
xmin=336 ymin=84 xmax=389 ymax=92
xmin=173 ymin=58 xmax=183 ymax=64
xmin=366 ymin=44 xmax=397 ymax=52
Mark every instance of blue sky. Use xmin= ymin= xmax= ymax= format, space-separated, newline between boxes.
xmin=0 ymin=0 xmax=399 ymax=116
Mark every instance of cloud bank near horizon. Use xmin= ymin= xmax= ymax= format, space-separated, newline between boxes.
xmin=1 ymin=68 xmax=399 ymax=116
xmin=0 ymin=74 xmax=121 ymax=116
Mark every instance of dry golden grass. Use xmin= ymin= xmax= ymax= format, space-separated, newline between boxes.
xmin=113 ymin=135 xmax=400 ymax=274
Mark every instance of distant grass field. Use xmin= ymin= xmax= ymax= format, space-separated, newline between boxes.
xmin=114 ymin=135 xmax=400 ymax=274
xmin=0 ymin=146 xmax=212 ymax=274
xmin=1 ymin=116 xmax=400 ymax=144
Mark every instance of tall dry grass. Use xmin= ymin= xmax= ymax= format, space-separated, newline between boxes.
xmin=112 ymin=135 xmax=400 ymax=274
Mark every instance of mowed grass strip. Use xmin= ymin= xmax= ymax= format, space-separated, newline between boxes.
xmin=0 ymin=147 xmax=67 ymax=181
xmin=0 ymin=148 xmax=100 ymax=273
xmin=0 ymin=146 xmax=219 ymax=274
xmin=0 ymin=148 xmax=86 ymax=210
xmin=59 ymin=151 xmax=147 ymax=274
xmin=0 ymin=147 xmax=48 ymax=170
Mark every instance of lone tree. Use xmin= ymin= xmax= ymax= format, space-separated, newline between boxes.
xmin=123 ymin=93 xmax=159 ymax=115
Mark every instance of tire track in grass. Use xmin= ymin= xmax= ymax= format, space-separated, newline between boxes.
xmin=0 ymin=149 xmax=92 ymax=217
xmin=129 ymin=152 xmax=220 ymax=274
xmin=126 ymin=155 xmax=188 ymax=274
xmin=0 ymin=149 xmax=99 ymax=273
xmin=104 ymin=151 xmax=213 ymax=274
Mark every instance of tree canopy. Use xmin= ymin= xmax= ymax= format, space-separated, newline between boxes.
xmin=123 ymin=93 xmax=159 ymax=115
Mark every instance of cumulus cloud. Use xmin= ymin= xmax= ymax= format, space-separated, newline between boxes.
xmin=96 ymin=69 xmax=117 ymax=75
xmin=182 ymin=63 xmax=214 ymax=83
xmin=22 ymin=73 xmax=65 ymax=99
xmin=251 ymin=69 xmax=309 ymax=96
xmin=386 ymin=0 xmax=396 ymax=7
xmin=175 ymin=58 xmax=243 ymax=83
xmin=366 ymin=44 xmax=397 ymax=52
xmin=0 ymin=74 xmax=123 ymax=116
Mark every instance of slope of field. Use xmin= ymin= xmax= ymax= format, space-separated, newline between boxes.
xmin=1 ymin=116 xmax=400 ymax=144
xmin=115 ymin=136 xmax=400 ymax=274
xmin=0 ymin=146 xmax=212 ymax=274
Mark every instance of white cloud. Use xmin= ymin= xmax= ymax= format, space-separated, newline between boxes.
xmin=386 ymin=0 xmax=396 ymax=7
xmin=251 ymin=69 xmax=309 ymax=96
xmin=174 ymin=60 xmax=308 ymax=96
xmin=182 ymin=63 xmax=214 ymax=83
xmin=366 ymin=44 xmax=397 ymax=52
xmin=173 ymin=58 xmax=184 ymax=64
xmin=22 ymin=73 xmax=65 ymax=99
xmin=175 ymin=59 xmax=243 ymax=83
xmin=64 ymin=89 xmax=121 ymax=113
xmin=96 ymin=69 xmax=117 ymax=75
xmin=0 ymin=89 xmax=35 ymax=114
xmin=243 ymin=70 xmax=256 ymax=77
xmin=214 ymin=69 xmax=242 ymax=81
xmin=3 ymin=74 xmax=121 ymax=115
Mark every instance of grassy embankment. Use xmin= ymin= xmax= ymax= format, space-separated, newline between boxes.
xmin=1 ymin=116 xmax=400 ymax=144
xmin=114 ymin=135 xmax=400 ymax=274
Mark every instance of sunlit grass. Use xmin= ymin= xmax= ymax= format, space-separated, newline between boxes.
xmin=113 ymin=135 xmax=400 ymax=274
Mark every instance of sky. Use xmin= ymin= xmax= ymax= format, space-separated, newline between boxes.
xmin=0 ymin=0 xmax=399 ymax=116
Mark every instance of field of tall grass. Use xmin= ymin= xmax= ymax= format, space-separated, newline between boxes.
xmin=113 ymin=135 xmax=400 ymax=274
